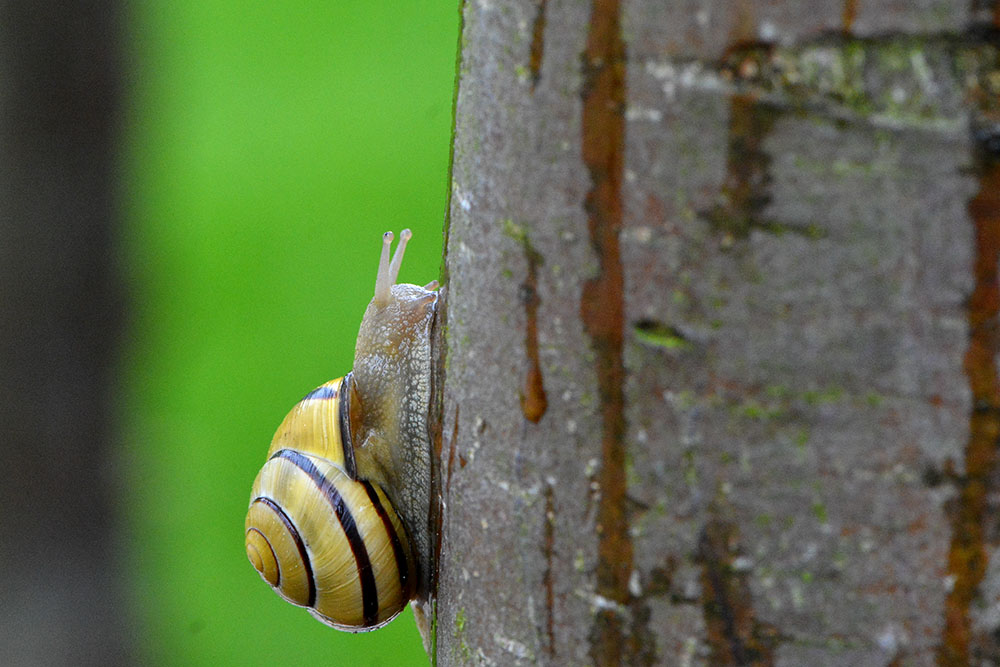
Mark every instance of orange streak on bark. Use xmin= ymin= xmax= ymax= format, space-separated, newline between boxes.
xmin=520 ymin=243 xmax=548 ymax=423
xmin=939 ymin=158 xmax=1000 ymax=665
xmin=580 ymin=0 xmax=630 ymax=665
xmin=842 ymin=0 xmax=858 ymax=33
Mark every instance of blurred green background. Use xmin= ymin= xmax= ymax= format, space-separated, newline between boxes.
xmin=122 ymin=2 xmax=459 ymax=664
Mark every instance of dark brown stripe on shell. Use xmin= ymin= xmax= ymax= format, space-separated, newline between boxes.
xmin=361 ymin=480 xmax=410 ymax=596
xmin=251 ymin=496 xmax=315 ymax=606
xmin=272 ymin=448 xmax=379 ymax=626
xmin=338 ymin=374 xmax=358 ymax=479
xmin=302 ymin=384 xmax=338 ymax=401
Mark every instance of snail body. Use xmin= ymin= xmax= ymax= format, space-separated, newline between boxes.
xmin=245 ymin=230 xmax=437 ymax=632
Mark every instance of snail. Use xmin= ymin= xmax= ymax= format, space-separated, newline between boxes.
xmin=245 ymin=229 xmax=438 ymax=632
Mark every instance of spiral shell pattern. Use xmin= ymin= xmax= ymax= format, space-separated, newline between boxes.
xmin=245 ymin=377 xmax=415 ymax=630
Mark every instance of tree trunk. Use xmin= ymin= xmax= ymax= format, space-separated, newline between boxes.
xmin=0 ymin=1 xmax=128 ymax=665
xmin=434 ymin=1 xmax=1000 ymax=665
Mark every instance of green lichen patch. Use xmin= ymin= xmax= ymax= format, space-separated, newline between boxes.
xmin=632 ymin=319 xmax=694 ymax=350
xmin=501 ymin=217 xmax=527 ymax=244
xmin=721 ymin=34 xmax=1000 ymax=129
xmin=802 ymin=385 xmax=845 ymax=406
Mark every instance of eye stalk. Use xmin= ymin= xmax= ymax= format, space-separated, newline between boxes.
xmin=374 ymin=228 xmax=412 ymax=307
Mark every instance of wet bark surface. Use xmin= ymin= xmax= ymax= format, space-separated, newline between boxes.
xmin=435 ymin=1 xmax=1000 ymax=665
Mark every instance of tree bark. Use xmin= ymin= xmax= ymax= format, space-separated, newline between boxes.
xmin=434 ymin=1 xmax=1000 ymax=665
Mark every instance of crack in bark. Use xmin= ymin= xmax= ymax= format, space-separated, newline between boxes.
xmin=705 ymin=94 xmax=782 ymax=246
xmin=529 ymin=0 xmax=548 ymax=90
xmin=937 ymin=146 xmax=1000 ymax=666
xmin=543 ymin=480 xmax=556 ymax=659
xmin=445 ymin=405 xmax=460 ymax=503
xmin=697 ymin=517 xmax=776 ymax=666
xmin=428 ymin=288 xmax=450 ymax=659
xmin=580 ymin=1 xmax=634 ymax=664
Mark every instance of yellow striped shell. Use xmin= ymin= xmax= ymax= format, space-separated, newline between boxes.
xmin=245 ymin=230 xmax=437 ymax=637
xmin=245 ymin=377 xmax=416 ymax=631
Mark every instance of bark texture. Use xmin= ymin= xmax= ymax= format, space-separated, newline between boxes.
xmin=436 ymin=1 xmax=1000 ymax=665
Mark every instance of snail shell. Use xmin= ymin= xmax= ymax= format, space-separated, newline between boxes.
xmin=245 ymin=230 xmax=436 ymax=633
xmin=245 ymin=378 xmax=416 ymax=630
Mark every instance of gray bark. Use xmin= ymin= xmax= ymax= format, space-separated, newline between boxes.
xmin=434 ymin=1 xmax=1000 ymax=666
